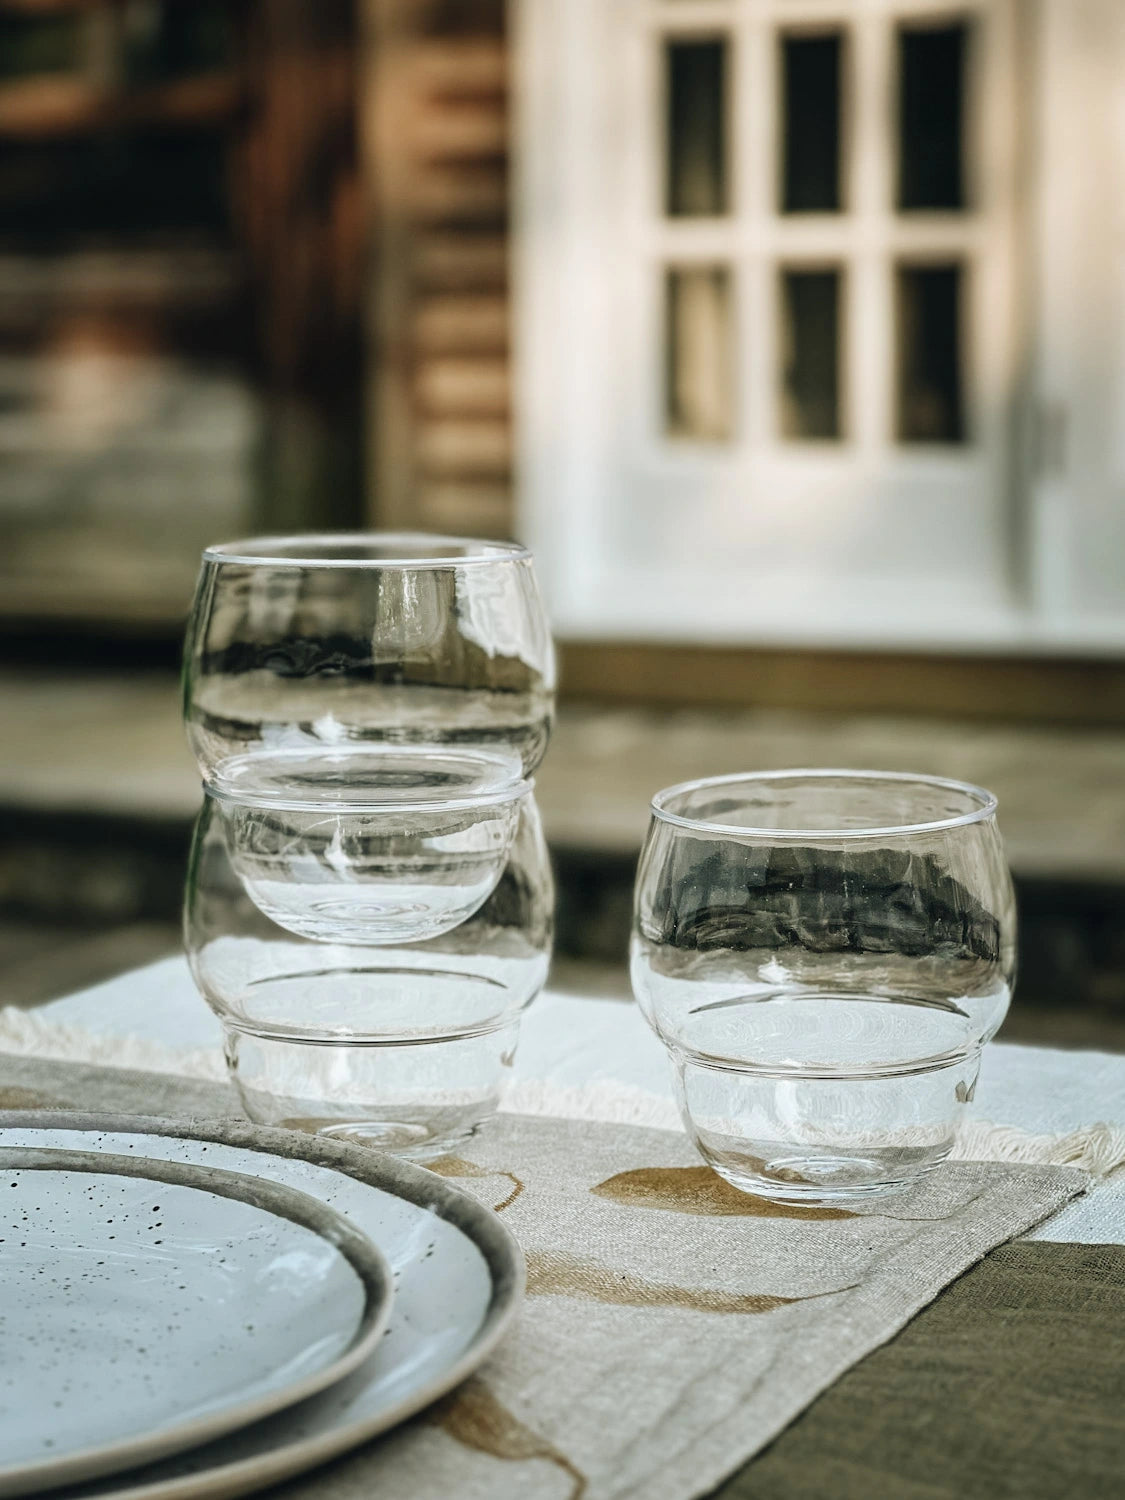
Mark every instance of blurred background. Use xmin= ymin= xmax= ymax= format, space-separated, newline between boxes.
xmin=1 ymin=0 xmax=1124 ymax=1049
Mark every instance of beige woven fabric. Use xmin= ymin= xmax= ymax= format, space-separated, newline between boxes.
xmin=0 ymin=1055 xmax=1087 ymax=1500
xmin=281 ymin=1114 xmax=1084 ymax=1500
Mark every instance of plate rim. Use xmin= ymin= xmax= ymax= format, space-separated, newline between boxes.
xmin=0 ymin=1144 xmax=395 ymax=1498
xmin=0 ymin=1111 xmax=525 ymax=1500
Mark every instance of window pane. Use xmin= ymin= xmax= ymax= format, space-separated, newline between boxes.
xmin=0 ymin=13 xmax=83 ymax=79
xmin=0 ymin=134 xmax=231 ymax=239
xmin=665 ymin=38 xmax=728 ymax=216
xmin=665 ymin=267 xmax=733 ymax=440
xmin=123 ymin=1 xmax=234 ymax=86
xmin=896 ymin=265 xmax=965 ymax=442
xmin=898 ymin=23 xmax=967 ymax=210
xmin=780 ymin=270 xmax=841 ymax=440
xmin=781 ymin=34 xmax=842 ymax=213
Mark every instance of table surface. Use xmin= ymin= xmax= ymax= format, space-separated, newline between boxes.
xmin=4 ymin=959 xmax=1125 ymax=1500
xmin=11 ymin=956 xmax=1125 ymax=1248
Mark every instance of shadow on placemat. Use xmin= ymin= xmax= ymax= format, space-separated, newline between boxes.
xmin=714 ymin=1240 xmax=1125 ymax=1500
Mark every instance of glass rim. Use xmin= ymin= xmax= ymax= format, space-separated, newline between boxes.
xmin=205 ymin=747 xmax=534 ymax=816
xmin=650 ymin=768 xmax=999 ymax=840
xmin=201 ymin=532 xmax=532 ymax=569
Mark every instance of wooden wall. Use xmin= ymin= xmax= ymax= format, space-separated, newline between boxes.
xmin=364 ymin=0 xmax=515 ymax=539
xmin=239 ymin=0 xmax=366 ymax=530
xmin=0 ymin=0 xmax=368 ymax=624
xmin=0 ymin=0 xmax=259 ymax=624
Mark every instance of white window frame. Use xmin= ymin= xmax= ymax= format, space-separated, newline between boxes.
xmin=515 ymin=0 xmax=1125 ymax=655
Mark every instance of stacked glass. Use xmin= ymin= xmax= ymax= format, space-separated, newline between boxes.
xmin=181 ymin=535 xmax=555 ymax=1157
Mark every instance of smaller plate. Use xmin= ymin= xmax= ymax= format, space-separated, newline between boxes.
xmin=0 ymin=1148 xmax=393 ymax=1499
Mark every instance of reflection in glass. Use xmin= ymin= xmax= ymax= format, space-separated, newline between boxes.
xmin=781 ymin=33 xmax=842 ymax=213
xmin=665 ymin=37 xmax=728 ymax=216
xmin=781 ymin=269 xmax=841 ymax=440
xmin=665 ymin=266 xmax=733 ymax=441
xmin=898 ymin=22 xmax=967 ymax=210
xmin=897 ymin=264 xmax=965 ymax=443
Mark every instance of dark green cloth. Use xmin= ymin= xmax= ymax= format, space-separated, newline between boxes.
xmin=717 ymin=1240 xmax=1125 ymax=1500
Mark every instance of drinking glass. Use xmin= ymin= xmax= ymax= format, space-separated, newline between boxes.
xmin=632 ymin=770 xmax=1015 ymax=1203
xmin=182 ymin=533 xmax=555 ymax=780
xmin=185 ymin=749 xmax=553 ymax=1157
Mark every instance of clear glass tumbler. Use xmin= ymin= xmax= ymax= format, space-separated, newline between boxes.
xmin=182 ymin=533 xmax=556 ymax=779
xmin=631 ymin=770 xmax=1016 ymax=1203
xmin=185 ymin=749 xmax=553 ymax=1157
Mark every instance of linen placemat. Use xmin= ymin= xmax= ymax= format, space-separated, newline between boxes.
xmin=4 ymin=963 xmax=1125 ymax=1186
xmin=0 ymin=1052 xmax=1087 ymax=1500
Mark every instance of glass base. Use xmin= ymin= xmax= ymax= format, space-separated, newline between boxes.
xmin=675 ymin=1047 xmax=981 ymax=1204
xmin=223 ymin=1021 xmax=519 ymax=1160
xmin=707 ymin=1146 xmax=950 ymax=1204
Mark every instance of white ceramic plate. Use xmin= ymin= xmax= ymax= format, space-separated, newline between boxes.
xmin=0 ymin=1147 xmax=393 ymax=1499
xmin=0 ymin=1114 xmax=524 ymax=1500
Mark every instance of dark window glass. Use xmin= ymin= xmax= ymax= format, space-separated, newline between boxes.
xmin=0 ymin=13 xmax=83 ymax=79
xmin=665 ymin=266 xmax=733 ymax=440
xmin=898 ymin=23 xmax=967 ymax=210
xmin=665 ymin=38 xmax=728 ymax=216
xmin=896 ymin=264 xmax=965 ymax=442
xmin=0 ymin=132 xmax=231 ymax=244
xmin=781 ymin=34 xmax=842 ymax=213
xmin=123 ymin=0 xmax=234 ymax=87
xmin=781 ymin=269 xmax=841 ymax=440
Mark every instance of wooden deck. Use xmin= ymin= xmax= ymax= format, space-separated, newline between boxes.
xmin=3 ymin=669 xmax=1124 ymax=880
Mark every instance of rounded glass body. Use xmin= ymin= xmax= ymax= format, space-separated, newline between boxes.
xmin=186 ymin=758 xmax=553 ymax=1156
xmin=182 ymin=534 xmax=556 ymax=779
xmin=631 ymin=770 xmax=1016 ymax=1202
xmin=209 ymin=747 xmax=529 ymax=947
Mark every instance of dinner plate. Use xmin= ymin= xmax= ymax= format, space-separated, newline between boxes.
xmin=0 ymin=1113 xmax=523 ymax=1500
xmin=0 ymin=1147 xmax=393 ymax=1499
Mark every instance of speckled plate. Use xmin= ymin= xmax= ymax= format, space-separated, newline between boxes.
xmin=0 ymin=1147 xmax=394 ymax=1499
xmin=0 ymin=1114 xmax=523 ymax=1500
